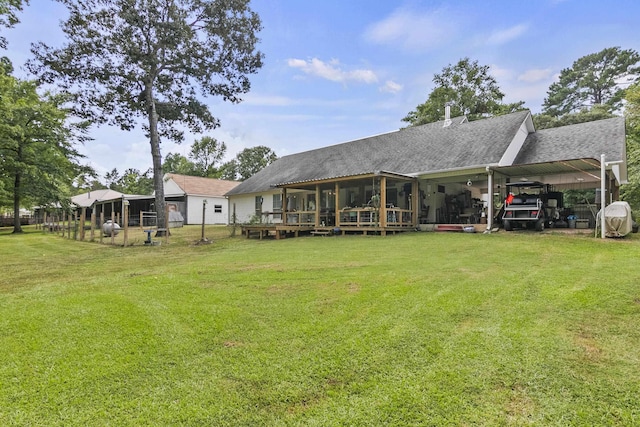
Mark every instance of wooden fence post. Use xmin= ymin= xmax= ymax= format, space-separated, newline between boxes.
xmin=73 ymin=211 xmax=78 ymax=240
xmin=123 ymin=201 xmax=129 ymax=247
xmin=100 ymin=211 xmax=104 ymax=244
xmin=80 ymin=208 xmax=86 ymax=241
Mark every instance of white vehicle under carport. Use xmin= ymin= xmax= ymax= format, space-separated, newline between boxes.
xmin=502 ymin=181 xmax=558 ymax=232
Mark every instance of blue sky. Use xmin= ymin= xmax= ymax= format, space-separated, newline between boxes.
xmin=4 ymin=0 xmax=640 ymax=178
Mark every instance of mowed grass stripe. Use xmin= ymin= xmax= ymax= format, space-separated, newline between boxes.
xmin=1 ymin=226 xmax=639 ymax=425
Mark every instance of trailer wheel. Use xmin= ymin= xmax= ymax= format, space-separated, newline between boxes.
xmin=535 ymin=219 xmax=545 ymax=232
xmin=503 ymin=220 xmax=513 ymax=231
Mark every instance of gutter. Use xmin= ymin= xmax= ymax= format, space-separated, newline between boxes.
xmin=409 ymin=163 xmax=500 ymax=178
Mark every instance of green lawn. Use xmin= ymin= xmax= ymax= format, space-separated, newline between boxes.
xmin=1 ymin=226 xmax=640 ymax=425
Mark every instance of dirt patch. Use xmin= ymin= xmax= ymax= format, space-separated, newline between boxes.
xmin=505 ymin=384 xmax=536 ymax=422
xmin=574 ymin=331 xmax=603 ymax=361
xmin=347 ymin=282 xmax=361 ymax=293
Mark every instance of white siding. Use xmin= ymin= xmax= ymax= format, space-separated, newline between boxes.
xmin=228 ymin=191 xmax=281 ymax=224
xmin=186 ymin=195 xmax=230 ymax=224
xmin=163 ymin=178 xmax=185 ymax=197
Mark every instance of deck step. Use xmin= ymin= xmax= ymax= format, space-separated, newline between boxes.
xmin=435 ymin=224 xmax=465 ymax=232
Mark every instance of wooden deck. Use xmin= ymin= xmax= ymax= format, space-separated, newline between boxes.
xmin=241 ymin=222 xmax=596 ymax=239
xmin=241 ymin=223 xmax=416 ymax=239
xmin=241 ymin=224 xmax=316 ymax=239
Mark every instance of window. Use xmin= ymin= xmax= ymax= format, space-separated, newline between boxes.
xmin=214 ymin=204 xmax=222 ymax=213
xmin=272 ymin=194 xmax=282 ymax=219
xmin=255 ymin=196 xmax=263 ymax=215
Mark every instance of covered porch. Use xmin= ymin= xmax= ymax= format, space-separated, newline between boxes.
xmin=250 ymin=171 xmax=420 ymax=237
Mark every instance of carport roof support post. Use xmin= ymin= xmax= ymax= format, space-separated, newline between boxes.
xmin=601 ymin=154 xmax=606 ymax=239
xmin=486 ymin=167 xmax=493 ymax=233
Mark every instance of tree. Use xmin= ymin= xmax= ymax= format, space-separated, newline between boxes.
xmin=103 ymin=167 xmax=153 ymax=194
xmin=533 ymin=105 xmax=615 ymax=130
xmin=403 ymin=58 xmax=525 ymax=126
xmin=543 ymin=47 xmax=640 ymax=117
xmin=189 ymin=136 xmax=226 ymax=177
xmin=29 ymin=0 xmax=264 ymax=235
xmin=162 ymin=152 xmax=197 ymax=176
xmin=117 ymin=168 xmax=154 ymax=194
xmin=163 ymin=136 xmax=227 ymax=177
xmin=230 ymin=145 xmax=277 ymax=180
xmin=104 ymin=168 xmax=121 ymax=190
xmin=0 ymin=0 xmax=28 ymax=48
xmin=72 ymin=171 xmax=105 ymax=195
xmin=0 ymin=63 xmax=88 ymax=233
xmin=621 ymin=82 xmax=640 ymax=211
xmin=218 ymin=159 xmax=239 ymax=181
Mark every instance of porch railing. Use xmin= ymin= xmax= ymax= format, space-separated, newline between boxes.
xmin=339 ymin=207 xmax=413 ymax=227
xmin=260 ymin=207 xmax=414 ymax=227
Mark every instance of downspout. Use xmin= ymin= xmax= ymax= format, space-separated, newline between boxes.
xmin=486 ymin=166 xmax=494 ymax=233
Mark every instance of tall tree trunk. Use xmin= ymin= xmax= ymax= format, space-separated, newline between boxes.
xmin=12 ymin=146 xmax=23 ymax=233
xmin=146 ymin=85 xmax=167 ymax=236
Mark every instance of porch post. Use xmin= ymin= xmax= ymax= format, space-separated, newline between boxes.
xmin=601 ymin=154 xmax=606 ymax=238
xmin=611 ymin=176 xmax=619 ymax=200
xmin=315 ymin=184 xmax=321 ymax=227
xmin=380 ymin=176 xmax=387 ymax=228
xmin=335 ymin=182 xmax=340 ymax=227
xmin=412 ymin=180 xmax=419 ymax=227
xmin=282 ymin=188 xmax=287 ymax=224
xmin=486 ymin=168 xmax=494 ymax=232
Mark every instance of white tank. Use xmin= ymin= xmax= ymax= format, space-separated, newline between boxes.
xmin=102 ymin=220 xmax=121 ymax=236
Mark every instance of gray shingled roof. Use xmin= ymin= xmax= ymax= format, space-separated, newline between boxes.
xmin=227 ymin=110 xmax=531 ymax=195
xmin=514 ymin=117 xmax=625 ymax=165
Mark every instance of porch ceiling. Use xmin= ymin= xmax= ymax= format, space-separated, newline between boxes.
xmin=276 ymin=170 xmax=415 ymax=190
xmin=495 ymin=158 xmax=602 ymax=181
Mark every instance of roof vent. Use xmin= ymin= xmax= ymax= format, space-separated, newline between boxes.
xmin=443 ymin=104 xmax=452 ymax=128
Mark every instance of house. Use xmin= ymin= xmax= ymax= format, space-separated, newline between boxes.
xmin=69 ymin=188 xmax=152 ymax=228
xmin=69 ymin=188 xmax=133 ymax=221
xmin=71 ymin=189 xmax=127 ymax=210
xmin=163 ymin=173 xmax=240 ymax=225
xmin=225 ymin=110 xmax=627 ymax=236
xmin=68 ymin=175 xmax=240 ymax=228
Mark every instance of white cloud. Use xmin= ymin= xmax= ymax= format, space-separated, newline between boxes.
xmin=486 ymin=23 xmax=529 ymax=45
xmin=490 ymin=64 xmax=515 ymax=81
xmin=363 ymin=7 xmax=458 ymax=51
xmin=518 ymin=68 xmax=554 ymax=83
xmin=287 ymin=57 xmax=378 ymax=84
xmin=243 ymin=94 xmax=299 ymax=107
xmin=379 ymin=80 xmax=403 ymax=94
xmin=502 ymin=81 xmax=551 ymax=113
